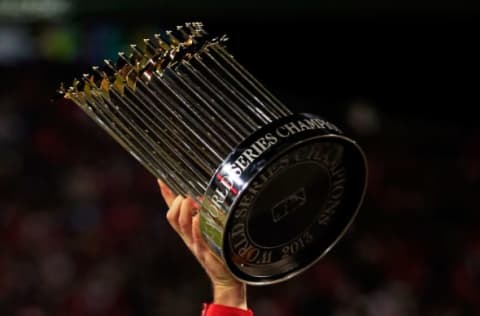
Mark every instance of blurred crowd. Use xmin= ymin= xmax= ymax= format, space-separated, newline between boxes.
xmin=1 ymin=19 xmax=480 ymax=316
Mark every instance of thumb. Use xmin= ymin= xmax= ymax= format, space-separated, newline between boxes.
xmin=158 ymin=179 xmax=176 ymax=208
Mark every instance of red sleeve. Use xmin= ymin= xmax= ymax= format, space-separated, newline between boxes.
xmin=201 ymin=303 xmax=254 ymax=316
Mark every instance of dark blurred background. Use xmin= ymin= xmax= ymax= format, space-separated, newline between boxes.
xmin=1 ymin=1 xmax=479 ymax=315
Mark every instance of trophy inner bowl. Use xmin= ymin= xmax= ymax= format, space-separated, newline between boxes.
xmin=246 ymin=161 xmax=331 ymax=248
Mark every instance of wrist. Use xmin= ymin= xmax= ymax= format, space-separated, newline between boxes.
xmin=212 ymin=282 xmax=247 ymax=310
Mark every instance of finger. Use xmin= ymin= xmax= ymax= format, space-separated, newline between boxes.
xmin=192 ymin=211 xmax=209 ymax=254
xmin=192 ymin=214 xmax=225 ymax=271
xmin=192 ymin=196 xmax=202 ymax=209
xmin=166 ymin=195 xmax=184 ymax=234
xmin=178 ymin=198 xmax=199 ymax=245
xmin=158 ymin=179 xmax=176 ymax=208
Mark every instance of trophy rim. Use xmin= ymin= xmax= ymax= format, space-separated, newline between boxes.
xmin=220 ymin=133 xmax=369 ymax=286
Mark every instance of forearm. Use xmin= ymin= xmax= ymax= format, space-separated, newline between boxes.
xmin=213 ymin=282 xmax=248 ymax=310
xmin=201 ymin=282 xmax=253 ymax=316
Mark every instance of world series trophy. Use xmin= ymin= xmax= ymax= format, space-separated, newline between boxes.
xmin=57 ymin=22 xmax=368 ymax=285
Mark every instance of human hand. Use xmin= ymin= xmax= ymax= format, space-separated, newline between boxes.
xmin=158 ymin=180 xmax=248 ymax=310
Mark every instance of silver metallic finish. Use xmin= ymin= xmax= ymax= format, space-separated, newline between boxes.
xmin=58 ymin=22 xmax=367 ymax=286
xmin=59 ymin=22 xmax=292 ymax=198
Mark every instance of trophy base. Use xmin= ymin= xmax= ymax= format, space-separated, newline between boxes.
xmin=200 ymin=113 xmax=367 ymax=285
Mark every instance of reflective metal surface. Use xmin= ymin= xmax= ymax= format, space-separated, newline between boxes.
xmin=58 ymin=22 xmax=367 ymax=285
